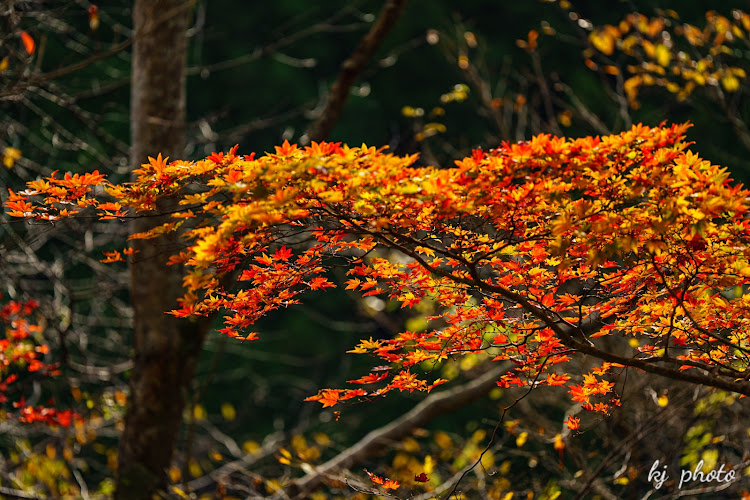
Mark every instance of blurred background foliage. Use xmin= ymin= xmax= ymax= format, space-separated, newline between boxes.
xmin=3 ymin=0 xmax=750 ymax=498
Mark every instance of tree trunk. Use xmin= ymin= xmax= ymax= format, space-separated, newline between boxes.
xmin=116 ymin=1 xmax=210 ymax=498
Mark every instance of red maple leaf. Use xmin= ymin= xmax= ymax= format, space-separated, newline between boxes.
xmin=347 ymin=372 xmax=388 ymax=384
xmin=414 ymin=472 xmax=429 ymax=483
xmin=273 ymin=246 xmax=293 ymax=261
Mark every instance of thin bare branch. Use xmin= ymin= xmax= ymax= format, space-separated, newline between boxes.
xmin=305 ymin=0 xmax=408 ymax=143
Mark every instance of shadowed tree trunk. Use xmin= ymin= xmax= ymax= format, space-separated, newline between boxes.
xmin=116 ymin=1 xmax=211 ymax=498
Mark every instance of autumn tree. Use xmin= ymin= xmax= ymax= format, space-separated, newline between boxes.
xmin=7 ymin=120 xmax=750 ymax=496
xmin=401 ymin=4 xmax=750 ymax=497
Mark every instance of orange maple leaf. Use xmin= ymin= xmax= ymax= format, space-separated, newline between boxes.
xmin=255 ymin=253 xmax=274 ymax=266
xmin=309 ymin=276 xmax=335 ymax=290
xmin=20 ymin=31 xmax=35 ymax=54
xmin=345 ymin=278 xmax=361 ymax=290
xmin=149 ymin=154 xmax=169 ymax=174
xmin=305 ymin=389 xmax=340 ymax=408
xmin=364 ymin=469 xmax=400 ymax=490
xmin=546 ymin=373 xmax=571 ymax=387
xmin=347 ymin=372 xmax=388 ymax=384
xmin=100 ymin=250 xmax=124 ymax=263
xmin=565 ymin=416 xmax=580 ymax=431
xmin=274 ymin=139 xmax=298 ymax=156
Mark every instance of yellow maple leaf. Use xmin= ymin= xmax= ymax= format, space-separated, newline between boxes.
xmin=2 ymin=147 xmax=21 ymax=168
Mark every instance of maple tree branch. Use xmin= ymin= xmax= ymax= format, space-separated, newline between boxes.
xmin=280 ymin=363 xmax=508 ymax=499
xmin=305 ymin=0 xmax=408 ymax=142
xmin=637 ymin=354 xmax=742 ymax=379
xmin=650 ymin=255 xmax=750 ymax=356
xmin=533 ymin=314 xmax=750 ymax=397
xmin=325 ymin=214 xmax=750 ymax=397
xmin=464 ymin=276 xmax=750 ymax=396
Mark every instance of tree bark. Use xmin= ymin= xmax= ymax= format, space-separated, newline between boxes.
xmin=116 ymin=1 xmax=210 ymax=498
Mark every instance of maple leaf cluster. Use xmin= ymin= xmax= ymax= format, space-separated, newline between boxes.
xmin=7 ymin=123 xmax=750 ymax=414
xmin=364 ymin=468 xmax=400 ymax=490
xmin=0 ymin=296 xmax=79 ymax=426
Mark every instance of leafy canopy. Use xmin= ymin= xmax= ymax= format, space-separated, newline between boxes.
xmin=7 ymin=123 xmax=750 ymax=415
